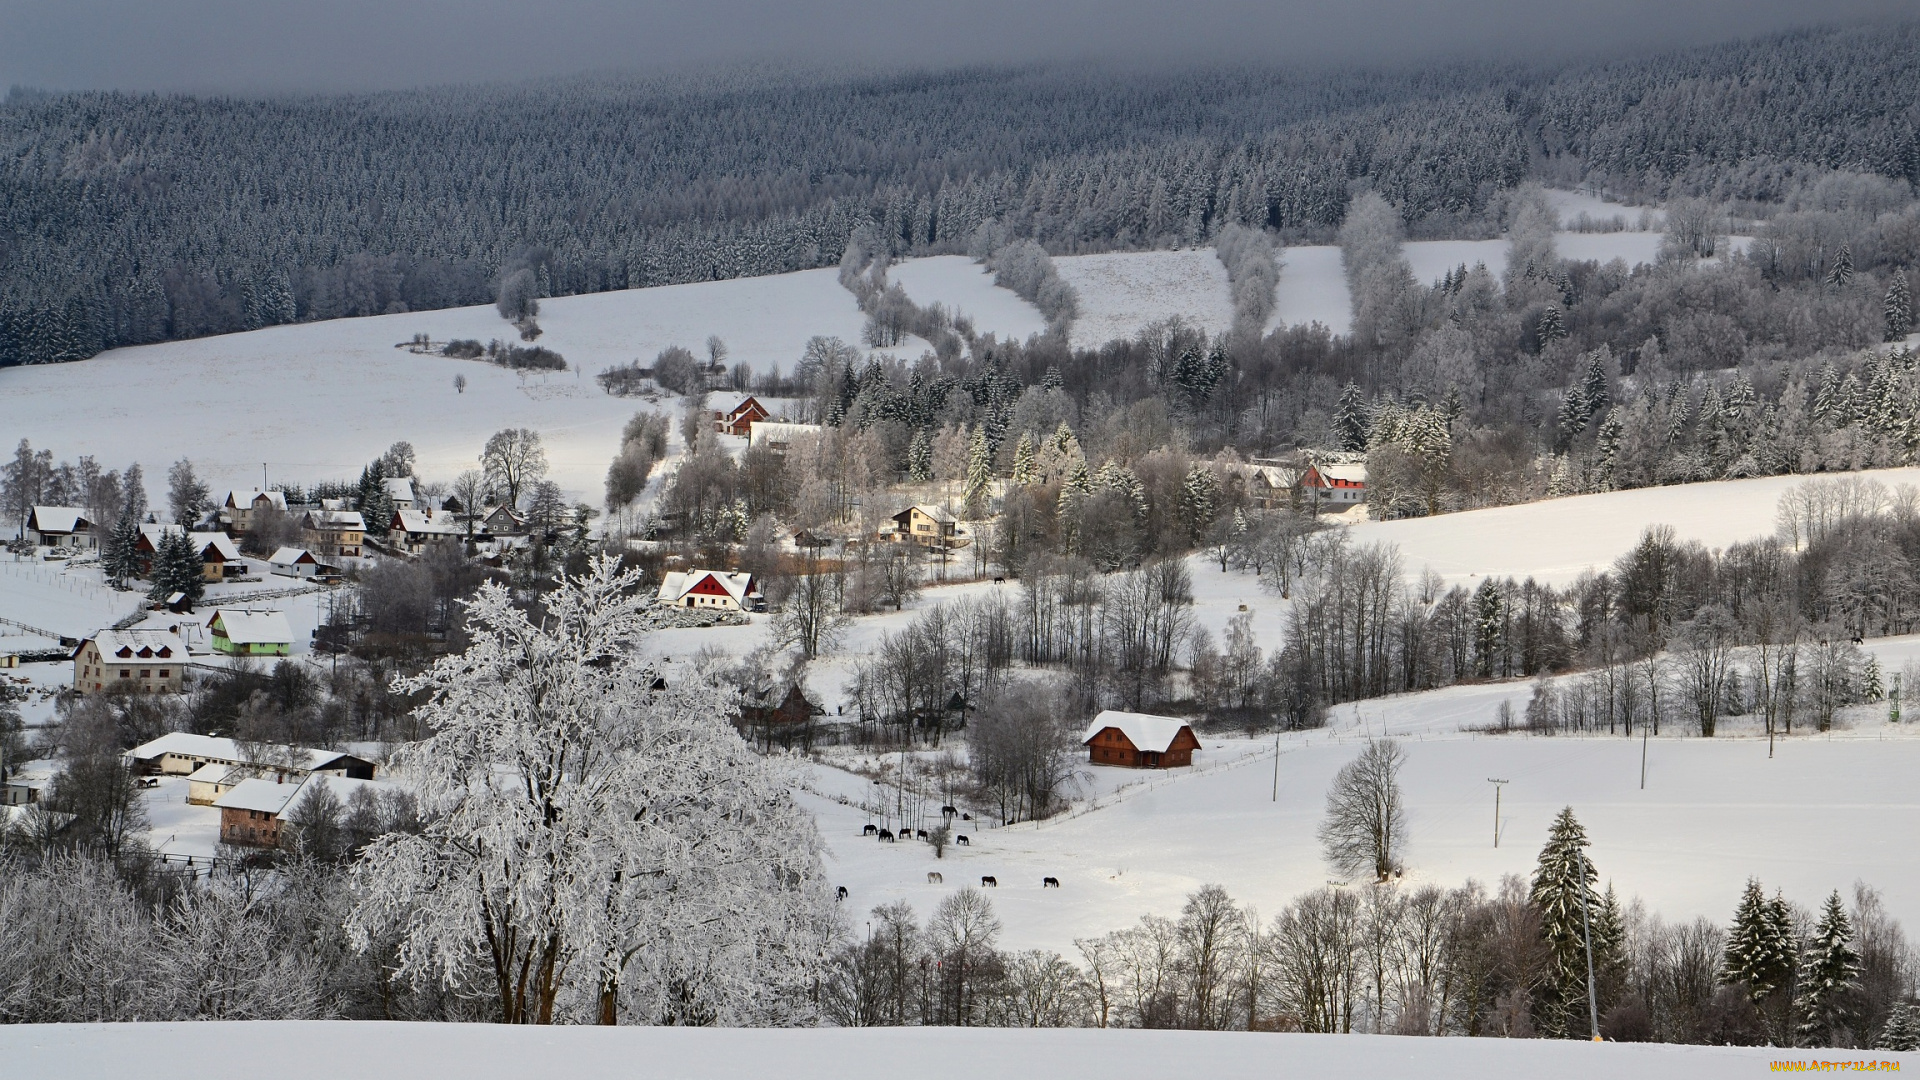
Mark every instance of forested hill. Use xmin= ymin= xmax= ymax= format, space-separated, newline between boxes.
xmin=1 ymin=21 xmax=1917 ymax=366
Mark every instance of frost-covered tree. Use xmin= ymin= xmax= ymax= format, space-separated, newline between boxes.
xmin=1887 ymin=271 xmax=1914 ymax=342
xmin=1334 ymin=384 xmax=1369 ymax=451
xmin=1530 ymin=806 xmax=1615 ymax=1037
xmin=346 ymin=558 xmax=837 ymax=1025
xmin=1798 ymin=891 xmax=1862 ymax=1046
xmin=1877 ymin=1004 xmax=1920 ymax=1051
xmin=165 ymin=457 xmax=210 ymax=527
xmin=1725 ymin=878 xmax=1798 ymax=1009
xmin=147 ymin=528 xmax=204 ymax=608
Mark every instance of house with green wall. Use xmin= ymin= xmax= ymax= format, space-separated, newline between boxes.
xmin=208 ymin=609 xmax=294 ymax=657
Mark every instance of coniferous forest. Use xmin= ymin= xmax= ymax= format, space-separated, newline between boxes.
xmin=2 ymin=22 xmax=1917 ymax=367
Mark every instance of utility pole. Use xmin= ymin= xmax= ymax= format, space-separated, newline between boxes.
xmin=1640 ymin=727 xmax=1650 ymax=788
xmin=1577 ymin=844 xmax=1602 ymax=1042
xmin=1488 ymin=778 xmax=1508 ymax=847
xmin=1271 ymin=727 xmax=1283 ymax=802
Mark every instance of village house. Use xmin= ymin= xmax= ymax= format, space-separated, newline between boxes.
xmin=127 ymin=731 xmax=377 ymax=780
xmin=1299 ymin=463 xmax=1368 ymax=508
xmin=24 ymin=506 xmax=96 ymax=549
xmin=219 ymin=488 xmax=288 ymax=535
xmin=1225 ymin=462 xmax=1300 ymax=511
xmin=709 ymin=392 xmax=771 ymax=437
xmin=71 ymin=629 xmax=191 ymax=695
xmin=213 ymin=773 xmax=389 ymax=848
xmin=1081 ymin=710 xmax=1201 ymax=769
xmin=390 ymin=507 xmax=465 ymax=553
xmin=888 ymin=504 xmax=968 ymax=549
xmin=656 ymin=569 xmax=763 ymax=612
xmin=207 ymin=608 xmax=294 ymax=657
xmin=746 ymin=420 xmax=824 ymax=451
xmin=382 ymin=476 xmax=416 ymax=510
xmin=480 ymin=504 xmax=527 ymax=537
xmin=301 ymin=508 xmax=365 ymax=559
xmin=269 ymin=547 xmax=330 ymax=578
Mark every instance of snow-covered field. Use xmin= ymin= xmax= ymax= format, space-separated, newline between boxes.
xmin=1273 ymin=245 xmax=1352 ymax=334
xmin=0 ymin=267 xmax=871 ymax=503
xmin=1 ymin=1021 xmax=1863 ymax=1079
xmin=1053 ymin=249 xmax=1238 ymax=348
xmin=888 ymin=256 xmax=1050 ymax=342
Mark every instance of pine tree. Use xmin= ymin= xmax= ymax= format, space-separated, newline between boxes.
xmin=1555 ymin=390 xmax=1588 ymax=449
xmin=1334 ymin=384 xmax=1369 ymax=451
xmin=1010 ymin=433 xmax=1036 ymax=486
xmin=1887 ymin=271 xmax=1914 ymax=343
xmin=963 ymin=428 xmax=992 ymax=518
xmin=148 ymin=529 xmax=204 ymax=608
xmin=1472 ymin=578 xmax=1503 ymax=677
xmin=1725 ymin=878 xmax=1797 ymax=1004
xmin=1826 ymin=244 xmax=1854 ymax=289
xmin=1797 ymin=891 xmax=1861 ymax=1046
xmin=1530 ymin=806 xmax=1606 ymax=1037
xmin=102 ymin=512 xmax=142 ymax=588
xmin=1813 ymin=364 xmax=1841 ymax=425
xmin=1178 ymin=465 xmax=1218 ymax=543
xmin=1580 ymin=350 xmax=1612 ymax=418
xmin=1537 ymin=304 xmax=1567 ymax=348
xmin=907 ymin=429 xmax=934 ymax=482
xmin=1876 ymin=1004 xmax=1920 ymax=1051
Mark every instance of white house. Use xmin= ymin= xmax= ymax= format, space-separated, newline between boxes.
xmin=71 ymin=629 xmax=191 ymax=695
xmin=269 ymin=547 xmax=327 ymax=578
xmin=382 ymin=477 xmax=416 ymax=509
xmin=1299 ymin=463 xmax=1368 ymax=507
xmin=656 ymin=570 xmax=763 ymax=612
xmin=220 ymin=489 xmax=288 ymax=534
xmin=25 ymin=506 xmax=96 ymax=549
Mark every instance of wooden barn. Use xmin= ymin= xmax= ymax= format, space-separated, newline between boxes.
xmin=1081 ymin=710 xmax=1200 ymax=769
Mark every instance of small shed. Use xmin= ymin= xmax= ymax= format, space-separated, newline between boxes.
xmin=1081 ymin=710 xmax=1200 ymax=769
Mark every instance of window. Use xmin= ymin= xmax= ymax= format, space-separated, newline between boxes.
xmin=119 ymin=670 xmax=131 ymax=679
xmin=158 ymin=669 xmax=170 ymax=678
xmin=140 ymin=669 xmax=151 ymax=678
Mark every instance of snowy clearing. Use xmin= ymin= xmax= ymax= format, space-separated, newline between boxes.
xmin=889 ymin=256 xmax=1050 ymax=342
xmin=0 ymin=1021 xmax=1857 ymax=1079
xmin=1052 ymin=249 xmax=1238 ymax=349
xmin=1273 ymin=245 xmax=1352 ymax=334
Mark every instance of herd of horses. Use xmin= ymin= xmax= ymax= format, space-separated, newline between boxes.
xmin=839 ymin=805 xmax=1061 ymax=902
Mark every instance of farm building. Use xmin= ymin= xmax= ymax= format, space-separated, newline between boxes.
xmin=214 ymin=773 xmax=393 ymax=848
xmin=137 ymin=525 xmax=249 ymax=580
xmin=207 ymin=608 xmax=294 ymax=657
xmin=1081 ymin=710 xmax=1200 ymax=769
xmin=390 ymin=508 xmax=465 ymax=552
xmin=657 ymin=569 xmax=763 ymax=611
xmin=71 ymin=629 xmax=191 ymax=695
xmin=268 ymin=547 xmax=331 ymax=578
xmin=127 ymin=731 xmax=376 ymax=780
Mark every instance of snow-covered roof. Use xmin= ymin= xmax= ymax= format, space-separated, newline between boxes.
xmin=196 ymin=532 xmax=242 ymax=561
xmin=269 ymin=547 xmax=317 ymax=565
xmin=709 ymin=392 xmax=760 ymax=416
xmin=747 ymin=421 xmax=823 ymax=445
xmin=185 ymin=762 xmax=241 ymax=784
xmin=305 ymin=509 xmax=366 ymax=529
xmin=82 ymin=628 xmax=189 ymax=664
xmin=211 ymin=777 xmax=305 ymax=815
xmin=1306 ymin=464 xmax=1367 ymax=487
xmin=382 ymin=477 xmax=416 ymax=503
xmin=224 ymin=488 xmax=287 ymax=511
xmin=213 ymin=773 xmax=391 ymax=817
xmin=901 ymin=504 xmax=955 ymax=523
xmin=657 ymin=569 xmax=758 ymax=605
xmin=27 ymin=506 xmax=90 ymax=533
xmin=209 ymin=608 xmax=294 ymax=645
xmin=1081 ymin=710 xmax=1195 ymax=753
xmin=128 ymin=731 xmax=363 ymax=773
xmin=394 ymin=508 xmax=463 ymax=536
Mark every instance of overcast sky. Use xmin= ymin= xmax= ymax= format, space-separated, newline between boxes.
xmin=2 ymin=0 xmax=1912 ymax=94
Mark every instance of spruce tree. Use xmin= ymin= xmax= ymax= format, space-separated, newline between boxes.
xmin=1473 ymin=579 xmax=1503 ymax=678
xmin=907 ymin=429 xmax=934 ymax=483
xmin=1825 ymin=244 xmax=1854 ymax=289
xmin=1178 ymin=465 xmax=1218 ymax=543
xmin=1725 ymin=878 xmax=1797 ymax=1004
xmin=1334 ymin=384 xmax=1369 ymax=451
xmin=1797 ymin=891 xmax=1861 ymax=1046
xmin=1530 ymin=806 xmax=1606 ymax=1038
xmin=1876 ymin=1004 xmax=1920 ymax=1051
xmin=1537 ymin=304 xmax=1568 ymax=348
xmin=963 ymin=428 xmax=992 ymax=518
xmin=1010 ymin=433 xmax=1036 ymax=486
xmin=148 ymin=529 xmax=205 ymax=608
xmin=1887 ymin=271 xmax=1914 ymax=343
xmin=102 ymin=512 xmax=142 ymax=588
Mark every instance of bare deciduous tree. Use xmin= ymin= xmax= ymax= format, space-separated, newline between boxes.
xmin=1318 ymin=738 xmax=1407 ymax=882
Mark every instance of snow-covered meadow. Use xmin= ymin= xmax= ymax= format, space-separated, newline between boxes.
xmin=1 ymin=1021 xmax=1866 ymax=1079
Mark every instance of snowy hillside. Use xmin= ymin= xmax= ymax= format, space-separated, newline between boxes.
xmin=0 ymin=1021 xmax=1853 ymax=1079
